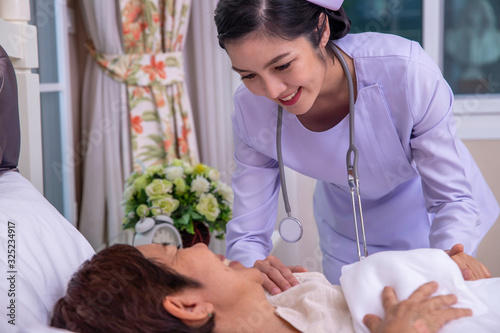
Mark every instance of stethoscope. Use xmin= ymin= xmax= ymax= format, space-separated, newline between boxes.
xmin=277 ymin=44 xmax=368 ymax=261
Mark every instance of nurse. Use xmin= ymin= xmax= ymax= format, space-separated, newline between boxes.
xmin=214 ymin=0 xmax=500 ymax=291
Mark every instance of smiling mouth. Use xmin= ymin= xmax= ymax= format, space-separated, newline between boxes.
xmin=278 ymin=87 xmax=302 ymax=106
xmin=279 ymin=89 xmax=299 ymax=102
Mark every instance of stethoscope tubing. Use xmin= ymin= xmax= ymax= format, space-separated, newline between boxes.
xmin=276 ymin=44 xmax=368 ymax=260
xmin=277 ymin=105 xmax=304 ymax=243
xmin=331 ymin=44 xmax=368 ymax=260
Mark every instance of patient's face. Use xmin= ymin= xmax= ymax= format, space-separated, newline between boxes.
xmin=137 ymin=243 xmax=263 ymax=300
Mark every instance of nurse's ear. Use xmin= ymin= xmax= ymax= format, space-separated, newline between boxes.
xmin=318 ymin=13 xmax=331 ymax=48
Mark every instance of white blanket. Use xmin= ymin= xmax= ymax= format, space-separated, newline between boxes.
xmin=340 ymin=248 xmax=500 ymax=333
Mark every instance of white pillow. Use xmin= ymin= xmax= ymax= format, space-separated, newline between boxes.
xmin=340 ymin=248 xmax=489 ymax=333
xmin=0 ymin=172 xmax=95 ymax=332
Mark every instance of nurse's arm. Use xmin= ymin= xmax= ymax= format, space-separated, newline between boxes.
xmin=446 ymin=243 xmax=492 ymax=280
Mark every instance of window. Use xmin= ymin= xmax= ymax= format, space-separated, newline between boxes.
xmin=443 ymin=0 xmax=500 ymax=96
xmin=29 ymin=0 xmax=76 ymax=223
xmin=343 ymin=0 xmax=500 ymax=139
xmin=344 ymin=0 xmax=423 ymax=44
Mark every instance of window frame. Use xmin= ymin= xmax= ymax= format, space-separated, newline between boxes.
xmin=32 ymin=0 xmax=77 ymax=224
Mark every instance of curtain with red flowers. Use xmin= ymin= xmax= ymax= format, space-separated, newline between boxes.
xmin=90 ymin=0 xmax=199 ymax=171
xmin=79 ymin=0 xmax=198 ymax=250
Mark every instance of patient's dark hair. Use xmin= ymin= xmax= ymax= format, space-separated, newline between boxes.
xmin=214 ymin=0 xmax=351 ymax=61
xmin=50 ymin=244 xmax=215 ymax=333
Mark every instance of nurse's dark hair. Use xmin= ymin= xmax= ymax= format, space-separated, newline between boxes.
xmin=50 ymin=244 xmax=215 ymax=333
xmin=214 ymin=0 xmax=351 ymax=61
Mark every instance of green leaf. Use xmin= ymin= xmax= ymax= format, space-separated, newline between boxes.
xmin=142 ymin=111 xmax=160 ymax=122
xmin=185 ymin=222 xmax=194 ymax=234
xmin=165 ymin=57 xmax=180 ymax=68
xmin=190 ymin=211 xmax=203 ymax=220
xmin=177 ymin=212 xmax=191 ymax=226
xmin=144 ymin=1 xmax=157 ymax=29
xmin=147 ymin=134 xmax=165 ymax=144
xmin=180 ymin=4 xmax=189 ymax=18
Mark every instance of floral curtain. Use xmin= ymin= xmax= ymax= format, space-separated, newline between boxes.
xmin=79 ymin=0 xmax=198 ymax=250
xmin=79 ymin=0 xmax=131 ymax=250
xmin=89 ymin=0 xmax=199 ymax=171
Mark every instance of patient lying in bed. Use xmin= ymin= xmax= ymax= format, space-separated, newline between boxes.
xmin=50 ymin=243 xmax=500 ymax=333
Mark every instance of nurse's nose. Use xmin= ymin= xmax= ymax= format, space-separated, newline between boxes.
xmin=262 ymin=76 xmax=286 ymax=99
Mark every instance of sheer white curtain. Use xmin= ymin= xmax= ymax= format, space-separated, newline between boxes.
xmin=186 ymin=0 xmax=321 ymax=272
xmin=185 ymin=0 xmax=236 ymax=254
xmin=79 ymin=0 xmax=132 ymax=250
xmin=185 ymin=0 xmax=236 ymax=183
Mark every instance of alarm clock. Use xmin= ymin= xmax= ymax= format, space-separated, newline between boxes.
xmin=133 ymin=207 xmax=183 ymax=248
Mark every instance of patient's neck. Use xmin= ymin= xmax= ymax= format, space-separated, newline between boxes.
xmin=215 ymin=294 xmax=299 ymax=332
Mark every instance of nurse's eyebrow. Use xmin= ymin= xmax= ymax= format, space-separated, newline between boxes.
xmin=232 ymin=52 xmax=291 ymax=73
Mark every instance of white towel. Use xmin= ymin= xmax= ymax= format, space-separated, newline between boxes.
xmin=340 ymin=248 xmax=498 ymax=333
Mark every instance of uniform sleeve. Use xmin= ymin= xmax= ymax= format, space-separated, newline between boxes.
xmin=407 ymin=42 xmax=481 ymax=253
xmin=225 ymin=94 xmax=281 ymax=267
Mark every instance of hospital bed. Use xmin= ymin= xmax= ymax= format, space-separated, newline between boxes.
xmin=1 ymin=168 xmax=500 ymax=332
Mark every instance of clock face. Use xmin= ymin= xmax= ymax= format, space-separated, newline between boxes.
xmin=152 ymin=225 xmax=181 ymax=247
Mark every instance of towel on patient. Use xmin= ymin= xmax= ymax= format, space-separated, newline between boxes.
xmin=340 ymin=248 xmax=499 ymax=333
xmin=267 ymin=272 xmax=354 ymax=333
xmin=265 ymin=249 xmax=500 ymax=333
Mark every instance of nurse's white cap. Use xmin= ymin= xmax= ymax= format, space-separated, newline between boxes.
xmin=306 ymin=0 xmax=344 ymax=11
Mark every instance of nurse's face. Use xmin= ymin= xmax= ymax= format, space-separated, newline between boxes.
xmin=225 ymin=34 xmax=330 ymax=116
xmin=137 ymin=243 xmax=263 ymax=300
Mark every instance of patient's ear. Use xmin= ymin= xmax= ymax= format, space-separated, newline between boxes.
xmin=163 ymin=292 xmax=214 ymax=327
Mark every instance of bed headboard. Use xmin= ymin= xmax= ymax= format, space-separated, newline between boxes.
xmin=0 ymin=1 xmax=43 ymax=193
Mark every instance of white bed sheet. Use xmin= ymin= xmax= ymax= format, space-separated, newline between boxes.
xmin=0 ymin=172 xmax=95 ymax=333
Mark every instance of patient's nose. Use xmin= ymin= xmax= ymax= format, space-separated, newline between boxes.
xmin=192 ymin=242 xmax=208 ymax=249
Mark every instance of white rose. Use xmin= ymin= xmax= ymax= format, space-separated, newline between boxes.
xmin=216 ymin=181 xmax=233 ymax=205
xmin=183 ymin=162 xmax=194 ymax=175
xmin=151 ymin=196 xmax=180 ymax=216
xmin=208 ymin=169 xmax=220 ymax=182
xmin=196 ymin=193 xmax=220 ymax=222
xmin=164 ymin=166 xmax=184 ymax=181
xmin=190 ymin=175 xmax=210 ymax=196
xmin=145 ymin=179 xmax=173 ymax=197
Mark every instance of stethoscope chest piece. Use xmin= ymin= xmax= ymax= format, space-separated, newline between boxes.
xmin=278 ymin=216 xmax=303 ymax=243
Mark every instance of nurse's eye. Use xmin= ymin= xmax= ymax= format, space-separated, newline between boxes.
xmin=275 ymin=62 xmax=292 ymax=71
xmin=241 ymin=73 xmax=255 ymax=80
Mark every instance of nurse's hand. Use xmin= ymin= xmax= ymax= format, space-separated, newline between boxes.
xmin=363 ymin=281 xmax=472 ymax=333
xmin=446 ymin=243 xmax=492 ymax=280
xmin=253 ymin=255 xmax=307 ymax=295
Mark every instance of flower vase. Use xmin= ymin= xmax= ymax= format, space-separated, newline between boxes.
xmin=181 ymin=220 xmax=210 ymax=248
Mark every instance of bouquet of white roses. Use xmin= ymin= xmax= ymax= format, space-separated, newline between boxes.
xmin=122 ymin=159 xmax=233 ymax=239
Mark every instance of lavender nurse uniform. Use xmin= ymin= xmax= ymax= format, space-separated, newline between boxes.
xmin=225 ymin=32 xmax=500 ymax=283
